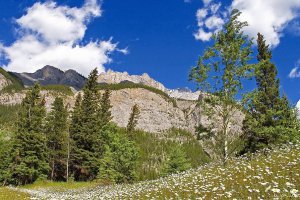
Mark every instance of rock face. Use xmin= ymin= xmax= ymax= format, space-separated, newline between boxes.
xmin=13 ymin=65 xmax=86 ymax=90
xmin=98 ymin=70 xmax=166 ymax=91
xmin=0 ymin=87 xmax=244 ymax=135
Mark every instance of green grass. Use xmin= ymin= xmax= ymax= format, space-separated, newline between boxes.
xmin=98 ymin=83 xmax=177 ymax=107
xmin=0 ymin=68 xmax=24 ymax=93
xmin=22 ymin=180 xmax=99 ymax=191
xmin=0 ymin=187 xmax=30 ymax=200
xmin=41 ymin=84 xmax=73 ymax=96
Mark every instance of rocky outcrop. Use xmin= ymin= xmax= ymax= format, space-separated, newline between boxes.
xmin=98 ymin=70 xmax=166 ymax=91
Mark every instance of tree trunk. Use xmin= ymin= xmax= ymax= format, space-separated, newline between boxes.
xmin=51 ymin=160 xmax=55 ymax=181
xmin=66 ymin=132 xmax=70 ymax=182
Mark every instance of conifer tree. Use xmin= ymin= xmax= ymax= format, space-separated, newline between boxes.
xmin=243 ymin=33 xmax=299 ymax=152
xmin=98 ymin=89 xmax=112 ymax=128
xmin=71 ymin=68 xmax=102 ymax=181
xmin=45 ymin=97 xmax=68 ymax=181
xmin=8 ymin=83 xmax=49 ymax=185
xmin=127 ymin=104 xmax=140 ymax=135
xmin=69 ymin=93 xmax=82 ymax=180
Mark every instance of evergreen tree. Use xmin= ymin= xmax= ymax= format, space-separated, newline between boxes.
xmin=8 ymin=83 xmax=49 ymax=185
xmin=126 ymin=104 xmax=140 ymax=136
xmin=69 ymin=93 xmax=82 ymax=181
xmin=243 ymin=33 xmax=300 ymax=152
xmin=45 ymin=97 xmax=68 ymax=181
xmin=98 ymin=89 xmax=112 ymax=128
xmin=163 ymin=144 xmax=191 ymax=175
xmin=189 ymin=9 xmax=254 ymax=165
xmin=71 ymin=68 xmax=102 ymax=181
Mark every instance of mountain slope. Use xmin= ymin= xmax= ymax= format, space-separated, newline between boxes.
xmin=13 ymin=65 xmax=86 ymax=90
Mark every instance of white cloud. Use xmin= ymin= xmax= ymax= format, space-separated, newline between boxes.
xmin=232 ymin=0 xmax=300 ymax=47
xmin=194 ymin=0 xmax=300 ymax=46
xmin=0 ymin=0 xmax=122 ymax=76
xmin=289 ymin=67 xmax=300 ymax=78
xmin=194 ymin=1 xmax=224 ymax=41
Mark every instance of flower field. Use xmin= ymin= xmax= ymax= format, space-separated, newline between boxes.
xmin=5 ymin=142 xmax=300 ymax=199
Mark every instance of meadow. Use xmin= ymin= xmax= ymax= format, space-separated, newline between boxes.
xmin=2 ymin=142 xmax=298 ymax=199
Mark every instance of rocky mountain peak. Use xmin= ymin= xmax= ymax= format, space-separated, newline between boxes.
xmin=13 ymin=65 xmax=86 ymax=90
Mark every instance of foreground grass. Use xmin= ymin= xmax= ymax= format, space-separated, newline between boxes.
xmin=13 ymin=142 xmax=300 ymax=199
xmin=0 ymin=187 xmax=30 ymax=200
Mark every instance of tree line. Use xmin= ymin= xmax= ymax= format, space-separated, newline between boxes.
xmin=0 ymin=69 xmax=142 ymax=185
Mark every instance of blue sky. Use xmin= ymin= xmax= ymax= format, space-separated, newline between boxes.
xmin=0 ymin=0 xmax=300 ymax=104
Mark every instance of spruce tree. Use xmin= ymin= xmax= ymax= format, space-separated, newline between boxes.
xmin=45 ymin=97 xmax=68 ymax=181
xmin=98 ymin=89 xmax=112 ymax=128
xmin=69 ymin=93 xmax=82 ymax=181
xmin=127 ymin=104 xmax=140 ymax=136
xmin=243 ymin=33 xmax=299 ymax=152
xmin=71 ymin=69 xmax=102 ymax=181
xmin=8 ymin=83 xmax=49 ymax=185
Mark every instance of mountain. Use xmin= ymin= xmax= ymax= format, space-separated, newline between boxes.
xmin=13 ymin=65 xmax=86 ymax=90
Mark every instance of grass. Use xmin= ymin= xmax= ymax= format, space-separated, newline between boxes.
xmin=41 ymin=84 xmax=74 ymax=96
xmin=98 ymin=83 xmax=177 ymax=107
xmin=15 ymin=142 xmax=300 ymax=199
xmin=22 ymin=181 xmax=99 ymax=191
xmin=0 ymin=68 xmax=24 ymax=93
xmin=0 ymin=187 xmax=30 ymax=200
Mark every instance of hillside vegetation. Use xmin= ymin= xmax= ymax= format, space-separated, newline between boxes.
xmin=0 ymin=68 xmax=24 ymax=93
xmin=5 ymin=142 xmax=299 ymax=199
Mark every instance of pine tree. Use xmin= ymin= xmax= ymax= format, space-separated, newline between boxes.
xmin=243 ymin=33 xmax=299 ymax=152
xmin=127 ymin=104 xmax=140 ymax=136
xmin=8 ymin=83 xmax=49 ymax=185
xmin=45 ymin=97 xmax=68 ymax=181
xmin=190 ymin=9 xmax=254 ymax=165
xmin=163 ymin=144 xmax=191 ymax=175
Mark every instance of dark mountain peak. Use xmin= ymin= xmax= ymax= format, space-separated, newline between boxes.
xmin=13 ymin=66 xmax=86 ymax=90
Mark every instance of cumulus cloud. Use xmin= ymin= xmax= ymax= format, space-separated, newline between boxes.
xmin=194 ymin=1 xmax=225 ymax=41
xmin=0 ymin=0 xmax=123 ymax=76
xmin=194 ymin=0 xmax=300 ymax=46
